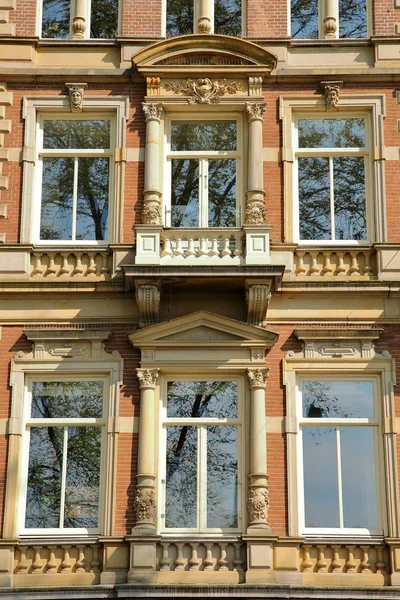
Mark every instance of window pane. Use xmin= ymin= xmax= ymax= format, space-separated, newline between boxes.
xmin=64 ymin=427 xmax=101 ymax=528
xmin=298 ymin=119 xmax=365 ymax=148
xmin=291 ymin=0 xmax=318 ymax=38
xmin=299 ymin=156 xmax=331 ymax=240
xmin=302 ymin=381 xmax=374 ymax=418
xmin=76 ymin=157 xmax=109 ymax=240
xmin=215 ymin=0 xmax=241 ymax=36
xmin=43 ymin=120 xmax=111 ymax=150
xmin=166 ymin=426 xmax=197 ymax=528
xmin=207 ymin=426 xmax=238 ymax=528
xmin=167 ymin=381 xmax=238 ymax=418
xmin=208 ymin=159 xmax=236 ymax=227
xmin=31 ymin=381 xmax=103 ymax=419
xmin=341 ymin=427 xmax=378 ymax=528
xmin=333 ymin=156 xmax=366 ymax=240
xmin=339 ymin=0 xmax=367 ymax=37
xmin=42 ymin=0 xmax=70 ymax=38
xmin=41 ymin=157 xmax=74 ymax=240
xmin=166 ymin=0 xmax=193 ymax=36
xmin=171 ymin=121 xmax=237 ymax=152
xmin=90 ymin=0 xmax=118 ymax=38
xmin=171 ymin=159 xmax=199 ymax=227
xmin=25 ymin=427 xmax=63 ymax=528
xmin=303 ymin=426 xmax=340 ymax=527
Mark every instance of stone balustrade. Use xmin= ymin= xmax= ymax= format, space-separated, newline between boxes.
xmin=160 ymin=228 xmax=243 ymax=264
xmin=293 ymin=248 xmax=376 ymax=278
xmin=156 ymin=540 xmax=245 ymax=574
xmin=300 ymin=543 xmax=388 ymax=574
xmin=30 ymin=250 xmax=112 ymax=279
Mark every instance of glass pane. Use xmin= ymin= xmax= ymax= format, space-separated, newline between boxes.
xmin=333 ymin=156 xmax=366 ymax=240
xmin=64 ymin=427 xmax=101 ymax=528
xmin=40 ymin=157 xmax=74 ymax=240
xmin=166 ymin=0 xmax=193 ymax=36
xmin=25 ymin=427 xmax=63 ymax=528
xmin=165 ymin=426 xmax=197 ymax=528
xmin=339 ymin=0 xmax=367 ymax=37
xmin=31 ymin=381 xmax=103 ymax=419
xmin=208 ymin=159 xmax=236 ymax=227
xmin=167 ymin=381 xmax=238 ymax=418
xmin=303 ymin=426 xmax=340 ymax=527
xmin=90 ymin=0 xmax=118 ymax=38
xmin=76 ymin=157 xmax=109 ymax=240
xmin=298 ymin=119 xmax=365 ymax=148
xmin=291 ymin=0 xmax=318 ymax=38
xmin=43 ymin=120 xmax=111 ymax=150
xmin=207 ymin=426 xmax=238 ymax=528
xmin=171 ymin=121 xmax=237 ymax=152
xmin=299 ymin=156 xmax=331 ymax=240
xmin=215 ymin=0 xmax=241 ymax=36
xmin=341 ymin=427 xmax=378 ymax=528
xmin=171 ymin=159 xmax=199 ymax=227
xmin=302 ymin=381 xmax=374 ymax=418
xmin=42 ymin=0 xmax=70 ymax=38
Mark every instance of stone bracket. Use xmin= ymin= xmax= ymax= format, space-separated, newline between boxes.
xmin=245 ymin=280 xmax=272 ymax=326
xmin=135 ymin=279 xmax=162 ymax=327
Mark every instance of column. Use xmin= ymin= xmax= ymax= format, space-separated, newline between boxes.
xmin=142 ymin=103 xmax=163 ymax=226
xmin=247 ymin=367 xmax=271 ymax=532
xmin=133 ymin=368 xmax=159 ymax=530
xmin=72 ymin=0 xmax=86 ymax=38
xmin=197 ymin=0 xmax=212 ymax=33
xmin=323 ymin=0 xmax=338 ymax=38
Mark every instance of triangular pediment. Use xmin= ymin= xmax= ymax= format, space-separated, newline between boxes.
xmin=129 ymin=311 xmax=278 ymax=348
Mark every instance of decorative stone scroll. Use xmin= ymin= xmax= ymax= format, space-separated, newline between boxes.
xmin=135 ymin=281 xmax=161 ymax=327
xmin=165 ymin=78 xmax=243 ymax=104
xmin=246 ymin=284 xmax=271 ymax=326
xmin=66 ymin=83 xmax=88 ymax=112
xmin=321 ymin=81 xmax=343 ymax=110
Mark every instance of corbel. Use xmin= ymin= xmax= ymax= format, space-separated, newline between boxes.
xmin=65 ymin=83 xmax=88 ymax=112
xmin=321 ymin=81 xmax=343 ymax=110
xmin=135 ymin=279 xmax=162 ymax=327
xmin=245 ymin=279 xmax=272 ymax=326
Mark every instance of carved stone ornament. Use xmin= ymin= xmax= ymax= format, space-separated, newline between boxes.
xmin=245 ymin=102 xmax=267 ymax=122
xmin=321 ymin=81 xmax=343 ymax=109
xmin=134 ymin=488 xmax=156 ymax=523
xmin=247 ymin=368 xmax=269 ymax=389
xmin=165 ymin=78 xmax=243 ymax=104
xmin=136 ymin=368 xmax=159 ymax=389
xmin=248 ymin=487 xmax=269 ymax=523
xmin=246 ymin=284 xmax=271 ymax=326
xmin=66 ymin=83 xmax=87 ymax=112
xmin=142 ymin=202 xmax=162 ymax=225
xmin=245 ymin=201 xmax=267 ymax=225
xmin=135 ymin=283 xmax=161 ymax=326
xmin=142 ymin=102 xmax=163 ymax=122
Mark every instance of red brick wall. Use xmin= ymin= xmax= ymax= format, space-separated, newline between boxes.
xmin=9 ymin=0 xmax=37 ymax=36
xmin=121 ymin=0 xmax=162 ymax=37
xmin=247 ymin=0 xmax=288 ymax=37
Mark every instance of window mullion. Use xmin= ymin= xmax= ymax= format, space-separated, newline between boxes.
xmin=336 ymin=427 xmax=344 ymax=528
xmin=198 ymin=426 xmax=207 ymax=531
xmin=72 ymin=156 xmax=79 ymax=240
xmin=200 ymin=160 xmax=208 ymax=228
xmin=59 ymin=426 xmax=69 ymax=529
xmin=329 ymin=156 xmax=335 ymax=240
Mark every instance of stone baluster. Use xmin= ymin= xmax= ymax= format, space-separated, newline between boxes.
xmin=133 ymin=369 xmax=159 ymax=530
xmin=376 ymin=546 xmax=386 ymax=574
xmin=349 ymin=251 xmax=360 ymax=276
xmin=247 ymin=368 xmax=271 ymax=531
xmin=46 ymin=545 xmax=58 ymax=573
xmin=175 ymin=237 xmax=184 ymax=258
xmin=162 ymin=236 xmax=173 ymax=258
xmin=210 ymin=237 xmax=219 ymax=257
xmin=72 ymin=0 xmax=86 ymax=37
xmin=159 ymin=543 xmax=171 ymax=571
xmin=32 ymin=253 xmax=44 ymax=276
xmin=87 ymin=252 xmax=97 ymax=275
xmin=100 ymin=253 xmax=110 ymax=275
xmin=233 ymin=543 xmax=244 ymax=573
xmin=301 ymin=545 xmax=313 ymax=572
xmin=60 ymin=546 xmax=72 ymax=573
xmin=204 ymin=543 xmax=214 ymax=571
xmin=142 ymin=104 xmax=163 ymax=226
xmin=233 ymin=233 xmax=242 ymax=256
xmin=345 ymin=545 xmax=357 ymax=573
xmin=363 ymin=251 xmax=372 ymax=275
xmin=245 ymin=103 xmax=267 ymax=226
xmin=47 ymin=252 xmax=58 ymax=276
xmin=218 ymin=543 xmax=229 ymax=571
xmin=309 ymin=251 xmax=320 ymax=275
xmin=360 ymin=546 xmax=371 ymax=573
xmin=322 ymin=251 xmax=334 ymax=275
xmin=75 ymin=545 xmax=86 ymax=573
xmin=174 ymin=543 xmax=185 ymax=571
xmin=189 ymin=543 xmax=201 ymax=571
xmin=32 ymin=546 xmax=43 ymax=574
xmin=15 ymin=546 xmax=29 ymax=574
xmin=90 ymin=544 xmax=101 ymax=573
xmin=186 ymin=238 xmax=196 ymax=258
xmin=198 ymin=237 xmax=208 ymax=257
xmin=221 ymin=236 xmax=231 ymax=257
xmin=316 ymin=545 xmax=328 ymax=572
xmin=197 ymin=0 xmax=212 ymax=32
xmin=60 ymin=252 xmax=70 ymax=276
xmin=73 ymin=252 xmax=84 ymax=276
xmin=336 ymin=251 xmax=346 ymax=275
xmin=295 ymin=251 xmax=307 ymax=275
xmin=331 ymin=545 xmax=342 ymax=573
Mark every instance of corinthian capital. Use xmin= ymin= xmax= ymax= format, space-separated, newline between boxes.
xmin=142 ymin=102 xmax=163 ymax=122
xmin=136 ymin=368 xmax=159 ymax=389
xmin=247 ymin=368 xmax=269 ymax=389
xmin=245 ymin=102 xmax=266 ymax=122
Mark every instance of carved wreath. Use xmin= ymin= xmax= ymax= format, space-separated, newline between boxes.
xmin=165 ymin=78 xmax=243 ymax=104
xmin=134 ymin=488 xmax=156 ymax=522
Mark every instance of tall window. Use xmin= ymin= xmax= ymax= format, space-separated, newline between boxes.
xmin=37 ymin=117 xmax=112 ymax=242
xmin=165 ymin=119 xmax=240 ymax=227
xmin=20 ymin=380 xmax=105 ymax=534
xmin=41 ymin=0 xmax=118 ymax=38
xmin=291 ymin=0 xmax=367 ymax=38
xmin=294 ymin=117 xmax=369 ymax=242
xmin=299 ymin=379 xmax=383 ymax=534
xmin=165 ymin=0 xmax=242 ymax=37
xmin=161 ymin=380 xmax=241 ymax=532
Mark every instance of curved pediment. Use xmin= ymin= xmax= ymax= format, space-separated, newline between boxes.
xmin=131 ymin=35 xmax=277 ymax=75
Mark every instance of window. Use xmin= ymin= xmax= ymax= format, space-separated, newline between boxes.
xmin=160 ymin=380 xmax=241 ymax=532
xmin=298 ymin=378 xmax=383 ymax=534
xmin=294 ymin=116 xmax=369 ymax=242
xmin=36 ymin=116 xmax=113 ymax=243
xmin=291 ymin=0 xmax=367 ymax=38
xmin=165 ymin=118 xmax=241 ymax=227
xmin=20 ymin=379 xmax=106 ymax=535
xmin=165 ymin=0 xmax=243 ymax=37
xmin=40 ymin=0 xmax=119 ymax=39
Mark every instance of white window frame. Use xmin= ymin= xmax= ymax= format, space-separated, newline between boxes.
xmin=293 ymin=113 xmax=372 ymax=245
xmin=18 ymin=375 xmax=108 ymax=536
xmin=162 ymin=0 xmax=246 ymax=37
xmin=163 ymin=113 xmax=243 ymax=228
xmin=288 ymin=0 xmax=372 ymax=39
xmin=296 ymin=374 xmax=385 ymax=537
xmin=37 ymin=0 xmax=121 ymax=39
xmin=158 ymin=375 xmax=244 ymax=535
xmin=21 ymin=95 xmax=129 ymax=245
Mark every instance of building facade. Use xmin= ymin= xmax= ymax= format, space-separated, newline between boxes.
xmin=1 ymin=0 xmax=400 ymax=597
